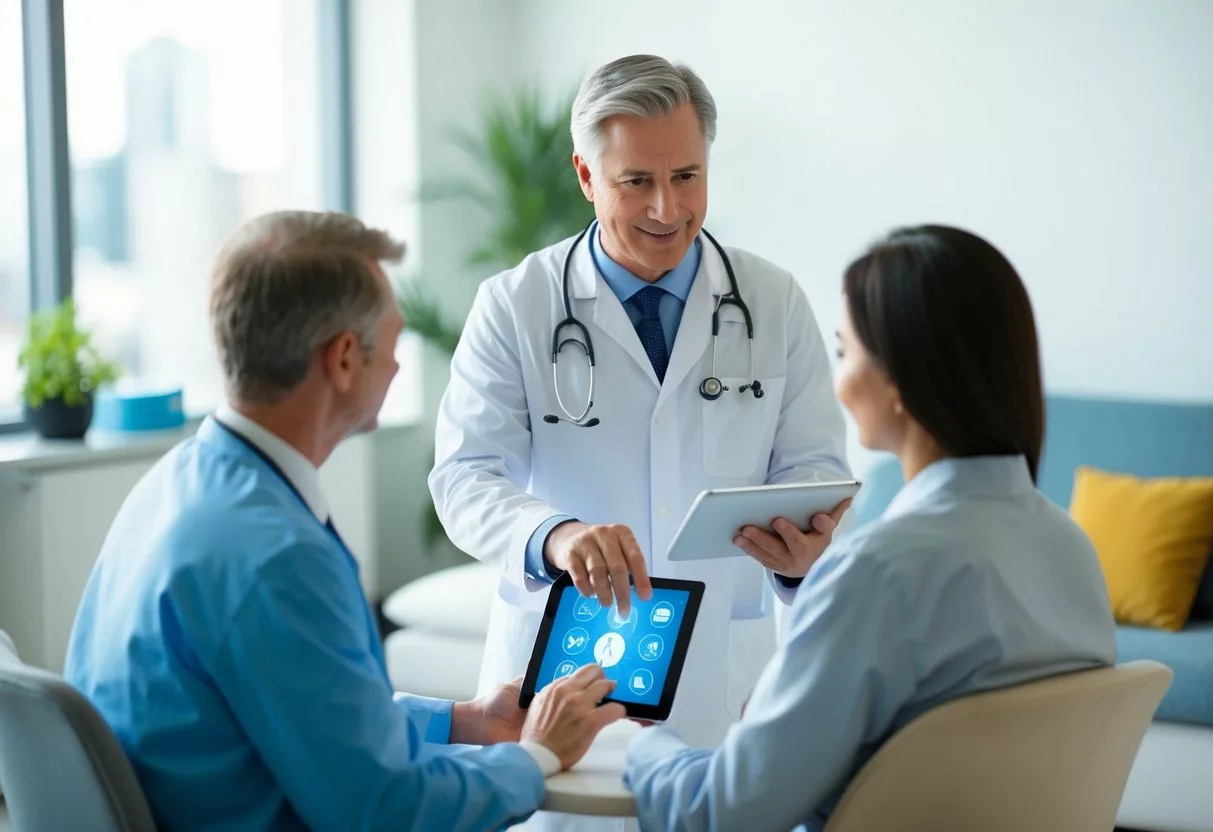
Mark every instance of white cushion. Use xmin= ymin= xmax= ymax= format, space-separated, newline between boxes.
xmin=0 ymin=630 xmax=17 ymax=663
xmin=0 ymin=630 xmax=16 ymax=799
xmin=384 ymin=629 xmax=484 ymax=701
xmin=382 ymin=562 xmax=499 ymax=637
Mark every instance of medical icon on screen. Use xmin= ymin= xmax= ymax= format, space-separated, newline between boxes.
xmin=608 ymin=607 xmax=638 ymax=629
xmin=629 ymin=669 xmax=654 ymax=694
xmin=650 ymin=602 xmax=674 ymax=628
xmin=574 ymin=597 xmax=601 ymax=621
xmin=554 ymin=660 xmax=578 ymax=679
xmin=593 ymin=632 xmax=625 ymax=668
xmin=563 ymin=627 xmax=589 ymax=656
xmin=638 ymin=634 xmax=664 ymax=662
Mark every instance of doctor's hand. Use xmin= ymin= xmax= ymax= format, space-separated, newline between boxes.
xmin=522 ymin=665 xmax=626 ymax=770
xmin=733 ymin=498 xmax=853 ymax=579
xmin=545 ymin=522 xmax=653 ymax=616
xmin=450 ymin=676 xmax=528 ymax=746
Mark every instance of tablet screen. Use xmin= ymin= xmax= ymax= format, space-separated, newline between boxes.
xmin=533 ymin=584 xmax=693 ymax=707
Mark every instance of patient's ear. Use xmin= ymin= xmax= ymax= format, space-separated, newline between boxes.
xmin=321 ymin=332 xmax=360 ymax=394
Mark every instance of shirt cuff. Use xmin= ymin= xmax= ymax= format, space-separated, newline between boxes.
xmin=525 ymin=515 xmax=575 ymax=584
xmin=393 ymin=691 xmax=454 ymax=744
xmin=519 ymin=740 xmax=562 ymax=777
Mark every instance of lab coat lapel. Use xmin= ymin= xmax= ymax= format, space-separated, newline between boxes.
xmin=657 ymin=236 xmax=729 ymax=409
xmin=568 ymin=241 xmax=663 ymax=389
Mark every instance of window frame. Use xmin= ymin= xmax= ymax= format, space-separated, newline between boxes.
xmin=2 ymin=0 xmax=354 ymax=435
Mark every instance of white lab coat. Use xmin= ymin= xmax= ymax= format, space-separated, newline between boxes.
xmin=429 ymin=230 xmax=849 ymax=828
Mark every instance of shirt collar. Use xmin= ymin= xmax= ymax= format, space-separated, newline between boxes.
xmin=214 ymin=404 xmax=331 ymax=524
xmin=882 ymin=455 xmax=1035 ymax=521
xmin=589 ymin=220 xmax=701 ymax=304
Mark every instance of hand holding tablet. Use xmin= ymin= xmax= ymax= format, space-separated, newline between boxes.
xmin=520 ymin=574 xmax=705 ymax=721
xmin=733 ymin=495 xmax=855 ymax=578
xmin=665 ymin=479 xmax=862 ymax=564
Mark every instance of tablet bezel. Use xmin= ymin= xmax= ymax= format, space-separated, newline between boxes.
xmin=519 ymin=573 xmax=705 ymax=721
xmin=665 ymin=479 xmax=862 ymax=562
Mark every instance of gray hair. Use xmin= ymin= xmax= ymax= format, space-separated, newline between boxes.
xmin=209 ymin=210 xmax=405 ymax=404
xmin=571 ymin=54 xmax=718 ymax=169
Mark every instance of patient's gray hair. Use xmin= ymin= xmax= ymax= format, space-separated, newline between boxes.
xmin=210 ymin=210 xmax=405 ymax=404
xmin=571 ymin=54 xmax=718 ymax=169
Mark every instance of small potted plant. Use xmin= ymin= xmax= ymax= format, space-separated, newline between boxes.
xmin=18 ymin=298 xmax=119 ymax=439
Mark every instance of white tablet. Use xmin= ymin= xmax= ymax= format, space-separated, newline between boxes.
xmin=665 ymin=480 xmax=862 ymax=562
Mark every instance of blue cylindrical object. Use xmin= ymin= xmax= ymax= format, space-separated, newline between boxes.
xmin=93 ymin=386 xmax=186 ymax=432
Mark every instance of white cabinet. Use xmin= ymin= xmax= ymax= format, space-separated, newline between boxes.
xmin=0 ymin=435 xmax=376 ymax=672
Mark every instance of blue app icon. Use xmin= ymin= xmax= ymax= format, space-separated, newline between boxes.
xmin=638 ymin=634 xmax=664 ymax=662
xmin=650 ymin=602 xmax=674 ymax=627
xmin=608 ymin=607 xmax=638 ymax=629
xmin=562 ymin=627 xmax=590 ymax=655
xmin=629 ymin=668 xmax=654 ymax=695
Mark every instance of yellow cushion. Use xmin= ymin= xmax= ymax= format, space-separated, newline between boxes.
xmin=1070 ymin=466 xmax=1213 ymax=631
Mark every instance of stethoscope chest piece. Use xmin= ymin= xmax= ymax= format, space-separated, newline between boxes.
xmin=699 ymin=376 xmax=726 ymax=401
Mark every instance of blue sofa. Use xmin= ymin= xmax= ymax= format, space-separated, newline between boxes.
xmin=852 ymin=395 xmax=1213 ymax=832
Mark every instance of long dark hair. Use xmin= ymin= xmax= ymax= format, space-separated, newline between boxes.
xmin=843 ymin=225 xmax=1045 ymax=481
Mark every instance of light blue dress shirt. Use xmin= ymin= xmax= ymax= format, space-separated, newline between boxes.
xmin=623 ymin=455 xmax=1118 ymax=832
xmin=523 ymin=222 xmax=702 ymax=583
xmin=65 ymin=417 xmax=545 ymax=831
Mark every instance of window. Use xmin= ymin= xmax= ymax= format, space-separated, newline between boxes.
xmin=64 ymin=0 xmax=326 ymax=414
xmin=0 ymin=2 xmax=30 ymax=420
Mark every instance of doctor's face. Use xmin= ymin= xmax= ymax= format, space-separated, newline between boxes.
xmin=834 ymin=298 xmax=904 ymax=453
xmin=574 ymin=103 xmax=708 ymax=282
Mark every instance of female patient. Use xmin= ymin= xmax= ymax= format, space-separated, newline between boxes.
xmin=624 ymin=225 xmax=1117 ymax=831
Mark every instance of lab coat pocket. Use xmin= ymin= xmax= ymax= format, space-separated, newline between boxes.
xmin=701 ymin=376 xmax=786 ymax=478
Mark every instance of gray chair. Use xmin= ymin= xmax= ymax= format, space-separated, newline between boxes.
xmin=0 ymin=658 xmax=156 ymax=832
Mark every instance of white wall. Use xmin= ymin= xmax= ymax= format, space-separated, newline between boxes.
xmin=514 ymin=0 xmax=1213 ymax=472
xmin=351 ymin=0 xmax=525 ymax=589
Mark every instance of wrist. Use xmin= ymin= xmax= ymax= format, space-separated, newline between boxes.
xmin=543 ymin=520 xmax=585 ymax=572
xmin=449 ymin=700 xmax=486 ymax=746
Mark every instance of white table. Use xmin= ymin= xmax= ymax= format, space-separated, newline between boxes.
xmin=541 ymin=721 xmax=638 ymax=817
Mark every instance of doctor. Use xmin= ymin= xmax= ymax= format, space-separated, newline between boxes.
xmin=430 ymin=53 xmax=850 ymax=822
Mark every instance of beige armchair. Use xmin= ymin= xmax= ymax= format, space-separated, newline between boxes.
xmin=824 ymin=660 xmax=1172 ymax=832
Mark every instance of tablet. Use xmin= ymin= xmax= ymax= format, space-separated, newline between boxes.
xmin=666 ymin=479 xmax=862 ymax=562
xmin=519 ymin=574 xmax=705 ymax=721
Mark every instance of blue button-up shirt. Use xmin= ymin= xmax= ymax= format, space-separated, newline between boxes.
xmin=524 ymin=223 xmax=702 ymax=582
xmin=65 ymin=418 xmax=546 ymax=831
xmin=623 ymin=455 xmax=1117 ymax=831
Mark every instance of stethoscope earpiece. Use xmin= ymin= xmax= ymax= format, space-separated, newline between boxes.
xmin=699 ymin=377 xmax=726 ymax=401
xmin=738 ymin=380 xmax=764 ymax=399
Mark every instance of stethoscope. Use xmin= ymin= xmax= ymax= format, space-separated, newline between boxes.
xmin=544 ymin=221 xmax=763 ymax=429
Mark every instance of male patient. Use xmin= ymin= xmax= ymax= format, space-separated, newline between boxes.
xmin=65 ymin=211 xmax=624 ymax=831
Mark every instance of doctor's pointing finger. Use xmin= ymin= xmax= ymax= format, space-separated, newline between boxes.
xmin=544 ymin=521 xmax=652 ymax=617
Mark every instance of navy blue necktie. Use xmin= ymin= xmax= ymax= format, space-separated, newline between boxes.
xmin=325 ymin=518 xmax=346 ymax=549
xmin=633 ymin=286 xmax=669 ymax=382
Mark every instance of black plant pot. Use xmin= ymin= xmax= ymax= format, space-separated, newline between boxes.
xmin=25 ymin=393 xmax=94 ymax=440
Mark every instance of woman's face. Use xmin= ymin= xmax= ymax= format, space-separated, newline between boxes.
xmin=834 ymin=296 xmax=904 ymax=453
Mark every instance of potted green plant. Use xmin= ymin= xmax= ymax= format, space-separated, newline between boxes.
xmin=18 ymin=298 xmax=119 ymax=439
xmin=399 ymin=83 xmax=595 ymax=548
